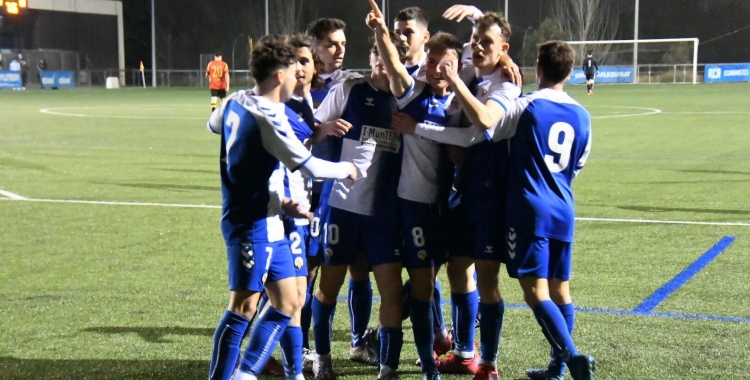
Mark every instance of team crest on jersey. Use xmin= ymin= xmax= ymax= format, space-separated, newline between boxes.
xmin=365 ymin=97 xmax=375 ymax=106
xmin=241 ymin=243 xmax=255 ymax=269
xmin=294 ymin=257 xmax=304 ymax=269
xmin=360 ymin=125 xmax=401 ymax=153
xmin=482 ymin=89 xmax=488 ymax=97
xmin=325 ymin=248 xmax=334 ymax=258
xmin=418 ymin=250 xmax=427 ymax=261
xmin=417 ymin=65 xmax=427 ymax=78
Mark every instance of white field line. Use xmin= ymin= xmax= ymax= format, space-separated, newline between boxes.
xmin=0 ymin=189 xmax=28 ymax=200
xmin=589 ymin=105 xmax=663 ymax=119
xmin=1 ymin=197 xmax=748 ymax=227
xmin=39 ymin=107 xmax=205 ymax=120
xmin=0 ymin=197 xmax=219 ymax=209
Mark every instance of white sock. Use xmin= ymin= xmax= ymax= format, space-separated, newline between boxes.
xmin=232 ymin=368 xmax=258 ymax=380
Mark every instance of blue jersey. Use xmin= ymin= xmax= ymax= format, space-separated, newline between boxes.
xmin=215 ymin=92 xmax=340 ymax=244
xmin=314 ymin=77 xmax=401 ymax=217
xmin=498 ymin=89 xmax=592 ymax=241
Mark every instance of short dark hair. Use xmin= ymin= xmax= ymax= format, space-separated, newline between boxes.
xmin=537 ymin=40 xmax=576 ymax=84
xmin=250 ymin=35 xmax=296 ymax=83
xmin=474 ymin=11 xmax=512 ymax=41
xmin=587 ymin=51 xmax=593 ymax=56
xmin=369 ymin=32 xmax=407 ymax=60
xmin=289 ymin=33 xmax=325 ymax=90
xmin=214 ymin=51 xmax=222 ymax=58
xmin=425 ymin=32 xmax=463 ymax=56
xmin=306 ymin=18 xmax=346 ymax=41
xmin=394 ymin=7 xmax=428 ymax=28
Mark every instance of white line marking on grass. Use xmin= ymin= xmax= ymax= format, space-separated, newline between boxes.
xmin=2 ymin=197 xmax=748 ymax=227
xmin=39 ymin=107 xmax=205 ymax=120
xmin=661 ymin=111 xmax=750 ymax=115
xmin=0 ymin=189 xmax=28 ymax=200
xmin=589 ymin=105 xmax=663 ymax=119
xmin=0 ymin=197 xmax=219 ymax=209
xmin=577 ymin=217 xmax=750 ymax=227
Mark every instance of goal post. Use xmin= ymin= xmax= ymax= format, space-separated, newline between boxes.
xmin=566 ymin=38 xmax=700 ymax=84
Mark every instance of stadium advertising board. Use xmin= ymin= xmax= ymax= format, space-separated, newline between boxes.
xmin=0 ymin=71 xmax=22 ymax=89
xmin=40 ymin=71 xmax=75 ymax=88
xmin=568 ymin=66 xmax=634 ymax=84
xmin=704 ymin=64 xmax=750 ymax=83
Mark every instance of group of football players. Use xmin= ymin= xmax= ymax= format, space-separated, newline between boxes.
xmin=205 ymin=2 xmax=595 ymax=380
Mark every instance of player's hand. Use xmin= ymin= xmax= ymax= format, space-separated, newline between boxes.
xmin=391 ymin=112 xmax=418 ymax=135
xmin=438 ymin=57 xmax=460 ymax=84
xmin=281 ymin=198 xmax=309 ymax=219
xmin=443 ymin=5 xmax=482 ymax=22
xmin=366 ymin=0 xmax=387 ymax=31
xmin=498 ymin=54 xmax=522 ymax=87
xmin=346 ymin=163 xmax=359 ymax=183
xmin=318 ymin=119 xmax=352 ymax=137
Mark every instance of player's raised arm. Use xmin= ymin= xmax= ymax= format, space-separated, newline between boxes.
xmin=367 ymin=0 xmax=411 ymax=97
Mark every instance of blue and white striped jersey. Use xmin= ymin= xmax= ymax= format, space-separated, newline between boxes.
xmin=396 ymin=78 xmax=454 ymax=204
xmin=215 ymin=92 xmax=351 ymax=244
xmin=314 ymin=77 xmax=401 ymax=217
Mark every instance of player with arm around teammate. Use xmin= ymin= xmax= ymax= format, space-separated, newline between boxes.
xmin=369 ymin=1 xmax=465 ymax=378
xmin=205 ymin=35 xmax=357 ymax=380
xmin=391 ymin=6 xmax=453 ymax=357
xmin=399 ymin=7 xmax=520 ymax=380
xmin=310 ymin=30 xmax=407 ymax=380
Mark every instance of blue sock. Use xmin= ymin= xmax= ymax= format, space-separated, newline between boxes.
xmin=533 ymin=300 xmax=578 ymax=365
xmin=348 ymin=279 xmax=372 ymax=347
xmin=451 ymin=290 xmax=478 ymax=354
xmin=208 ymin=311 xmax=250 ymax=380
xmin=300 ymin=276 xmax=317 ymax=349
xmin=549 ymin=303 xmax=575 ymax=372
xmin=379 ymin=327 xmax=404 ymax=370
xmin=401 ymin=280 xmax=412 ymax=320
xmin=280 ymin=326 xmax=303 ymax=378
xmin=411 ymin=299 xmax=436 ymax=371
xmin=312 ymin=296 xmax=336 ymax=356
xmin=238 ymin=307 xmax=291 ymax=376
xmin=478 ymin=300 xmax=505 ymax=365
xmin=432 ymin=279 xmax=446 ymax=337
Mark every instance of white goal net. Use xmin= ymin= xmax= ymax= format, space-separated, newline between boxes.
xmin=566 ymin=38 xmax=699 ymax=84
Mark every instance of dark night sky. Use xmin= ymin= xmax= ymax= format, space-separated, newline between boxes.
xmin=117 ymin=0 xmax=750 ymax=70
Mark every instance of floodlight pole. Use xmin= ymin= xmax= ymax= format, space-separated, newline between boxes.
xmin=265 ymin=0 xmax=269 ymax=35
xmin=633 ymin=0 xmax=639 ymax=84
xmin=151 ymin=0 xmax=156 ymax=87
xmin=505 ymin=0 xmax=508 ymax=22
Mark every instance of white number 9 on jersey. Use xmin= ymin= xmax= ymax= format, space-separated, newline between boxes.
xmin=544 ymin=122 xmax=575 ymax=173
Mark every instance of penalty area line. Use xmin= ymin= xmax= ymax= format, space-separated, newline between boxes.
xmin=1 ymin=197 xmax=748 ymax=227
xmin=0 ymin=189 xmax=28 ymax=200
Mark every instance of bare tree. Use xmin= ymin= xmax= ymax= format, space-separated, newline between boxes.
xmin=551 ymin=0 xmax=619 ymax=64
xmin=270 ymin=0 xmax=306 ymax=35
